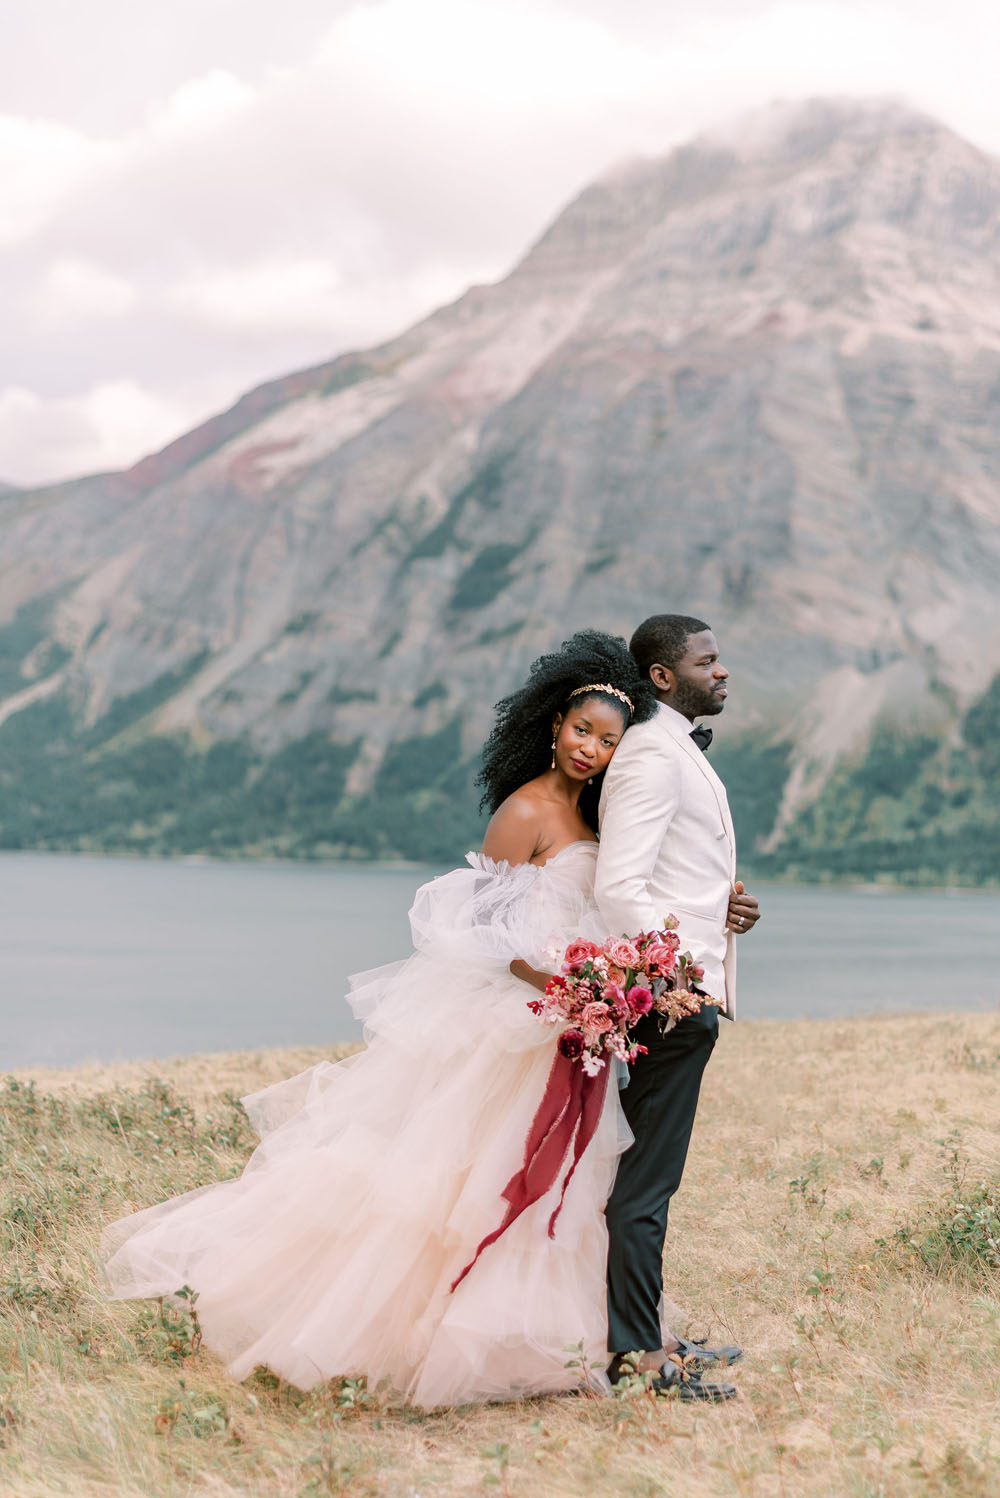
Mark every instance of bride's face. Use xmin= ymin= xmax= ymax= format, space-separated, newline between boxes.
xmin=551 ymin=697 xmax=628 ymax=783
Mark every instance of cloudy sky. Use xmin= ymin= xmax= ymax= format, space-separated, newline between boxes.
xmin=2 ymin=0 xmax=997 ymax=486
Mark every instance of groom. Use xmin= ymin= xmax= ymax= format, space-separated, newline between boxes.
xmin=595 ymin=614 xmax=761 ymax=1400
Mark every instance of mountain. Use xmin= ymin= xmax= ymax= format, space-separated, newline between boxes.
xmin=1 ymin=96 xmax=999 ymax=880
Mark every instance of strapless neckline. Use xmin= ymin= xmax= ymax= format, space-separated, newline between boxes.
xmin=536 ymin=840 xmax=599 ymax=869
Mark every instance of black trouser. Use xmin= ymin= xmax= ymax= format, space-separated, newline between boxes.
xmin=605 ymin=1004 xmax=719 ymax=1354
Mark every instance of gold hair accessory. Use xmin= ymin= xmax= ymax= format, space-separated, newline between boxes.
xmin=569 ymin=683 xmax=633 ymax=714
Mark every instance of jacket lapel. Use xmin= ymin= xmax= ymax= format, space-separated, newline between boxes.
xmin=655 ymin=705 xmax=736 ymax=867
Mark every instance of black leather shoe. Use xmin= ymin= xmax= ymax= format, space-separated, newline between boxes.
xmin=607 ymin=1354 xmax=737 ymax=1403
xmin=671 ymin=1336 xmax=744 ymax=1372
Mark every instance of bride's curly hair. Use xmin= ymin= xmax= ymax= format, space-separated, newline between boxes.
xmin=477 ymin=629 xmax=657 ymax=831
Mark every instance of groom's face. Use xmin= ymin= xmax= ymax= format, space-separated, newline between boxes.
xmin=656 ymin=629 xmax=729 ymax=721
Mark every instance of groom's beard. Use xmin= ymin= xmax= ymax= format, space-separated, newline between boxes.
xmin=671 ymin=676 xmax=726 ymax=720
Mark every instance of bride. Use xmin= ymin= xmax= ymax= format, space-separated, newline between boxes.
xmin=101 ymin=631 xmax=656 ymax=1408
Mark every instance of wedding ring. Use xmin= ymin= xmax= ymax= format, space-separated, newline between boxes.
xmin=737 ymin=915 xmax=745 ymax=926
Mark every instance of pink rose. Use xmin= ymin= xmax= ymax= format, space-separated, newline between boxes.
xmin=604 ymin=963 xmax=626 ymax=986
xmin=581 ymin=1001 xmax=614 ymax=1036
xmin=600 ymin=982 xmax=625 ymax=1006
xmin=604 ymin=938 xmax=641 ymax=970
xmin=624 ymin=984 xmax=654 ymax=1020
xmin=643 ymin=942 xmax=679 ymax=978
xmin=562 ymin=939 xmax=601 ymax=974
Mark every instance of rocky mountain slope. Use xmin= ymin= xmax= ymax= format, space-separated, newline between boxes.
xmin=1 ymin=96 xmax=999 ymax=880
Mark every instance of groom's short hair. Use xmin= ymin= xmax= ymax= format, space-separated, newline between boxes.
xmin=630 ymin=614 xmax=711 ymax=677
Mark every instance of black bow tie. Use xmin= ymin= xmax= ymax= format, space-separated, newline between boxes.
xmin=689 ymin=724 xmax=713 ymax=753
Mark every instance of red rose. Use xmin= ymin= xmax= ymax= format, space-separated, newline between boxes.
xmin=558 ymin=1028 xmax=585 ymax=1059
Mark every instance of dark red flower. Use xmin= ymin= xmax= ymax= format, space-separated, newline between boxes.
xmin=558 ymin=1028 xmax=586 ymax=1059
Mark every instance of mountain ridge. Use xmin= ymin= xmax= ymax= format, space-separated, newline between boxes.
xmin=1 ymin=96 xmax=998 ymax=880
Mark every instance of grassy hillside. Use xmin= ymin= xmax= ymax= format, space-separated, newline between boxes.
xmin=4 ymin=1014 xmax=1000 ymax=1496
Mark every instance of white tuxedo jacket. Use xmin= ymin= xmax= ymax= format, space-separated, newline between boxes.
xmin=595 ymin=701 xmax=737 ymax=1018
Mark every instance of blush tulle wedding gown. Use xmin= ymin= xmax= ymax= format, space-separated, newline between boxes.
xmin=101 ymin=843 xmax=631 ymax=1407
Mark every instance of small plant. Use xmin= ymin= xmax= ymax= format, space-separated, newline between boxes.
xmin=0 ymin=1375 xmax=20 ymax=1449
xmin=134 ymin=1288 xmax=203 ymax=1363
xmin=947 ymin=1042 xmax=1000 ymax=1071
xmin=563 ymin=1339 xmax=601 ymax=1397
xmin=788 ymin=1155 xmax=827 ymax=1210
xmin=0 ymin=1262 xmax=81 ymax=1316
xmin=0 ymin=1076 xmax=67 ymax=1142
xmin=793 ymin=1241 xmax=849 ymax=1359
xmin=301 ymin=1447 xmax=368 ymax=1497
xmin=80 ymin=1079 xmax=198 ymax=1154
xmin=481 ymin=1442 xmax=512 ymax=1494
xmin=876 ymin=1133 xmax=1000 ymax=1278
xmin=153 ymin=1379 xmax=232 ymax=1440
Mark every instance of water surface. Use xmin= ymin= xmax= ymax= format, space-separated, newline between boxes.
xmin=2 ymin=853 xmax=997 ymax=1069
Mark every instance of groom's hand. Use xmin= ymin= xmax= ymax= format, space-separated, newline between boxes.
xmin=726 ymin=881 xmax=760 ymax=934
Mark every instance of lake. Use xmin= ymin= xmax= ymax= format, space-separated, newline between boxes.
xmin=2 ymin=852 xmax=998 ymax=1070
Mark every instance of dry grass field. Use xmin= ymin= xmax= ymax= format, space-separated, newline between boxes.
xmin=4 ymin=1012 xmax=1000 ymax=1498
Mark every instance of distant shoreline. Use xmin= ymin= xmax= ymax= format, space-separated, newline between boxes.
xmin=2 ymin=844 xmax=998 ymax=895
xmin=12 ymin=1005 xmax=1000 ymax=1091
xmin=3 ymin=1010 xmax=988 ymax=1090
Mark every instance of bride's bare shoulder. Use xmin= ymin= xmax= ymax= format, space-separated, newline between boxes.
xmin=481 ymin=784 xmax=546 ymax=865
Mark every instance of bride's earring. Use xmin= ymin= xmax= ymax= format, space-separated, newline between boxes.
xmin=550 ymin=738 xmax=557 ymax=770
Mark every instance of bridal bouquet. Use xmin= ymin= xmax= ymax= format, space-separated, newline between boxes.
xmin=527 ymin=919 xmax=720 ymax=1075
xmin=451 ymin=918 xmax=719 ymax=1293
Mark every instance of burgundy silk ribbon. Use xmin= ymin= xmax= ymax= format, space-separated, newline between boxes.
xmin=449 ymin=1049 xmax=611 ymax=1293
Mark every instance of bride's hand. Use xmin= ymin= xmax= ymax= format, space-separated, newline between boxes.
xmin=509 ymin=959 xmax=552 ymax=993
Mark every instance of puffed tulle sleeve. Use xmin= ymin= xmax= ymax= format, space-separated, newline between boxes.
xmin=344 ymin=850 xmax=606 ymax=1059
xmin=410 ymin=854 xmax=558 ymax=972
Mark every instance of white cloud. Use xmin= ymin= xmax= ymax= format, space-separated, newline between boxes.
xmin=172 ymin=258 xmax=343 ymax=332
xmin=0 ymin=115 xmax=114 ymax=246
xmin=37 ymin=258 xmax=137 ymax=324
xmin=151 ymin=69 xmax=255 ymax=134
